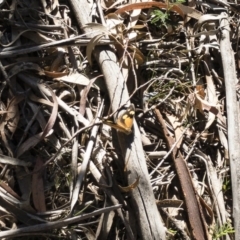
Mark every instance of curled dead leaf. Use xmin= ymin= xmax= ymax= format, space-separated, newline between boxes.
xmin=115 ymin=2 xmax=202 ymax=20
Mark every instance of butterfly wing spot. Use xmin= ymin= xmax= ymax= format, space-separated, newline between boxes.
xmin=128 ymin=110 xmax=135 ymax=117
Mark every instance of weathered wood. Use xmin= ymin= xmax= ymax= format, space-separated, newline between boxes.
xmin=220 ymin=12 xmax=240 ymax=239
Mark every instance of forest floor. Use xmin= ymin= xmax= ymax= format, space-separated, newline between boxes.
xmin=0 ymin=1 xmax=237 ymax=240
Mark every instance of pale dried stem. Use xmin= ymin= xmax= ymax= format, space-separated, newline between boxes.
xmin=220 ymin=12 xmax=240 ymax=238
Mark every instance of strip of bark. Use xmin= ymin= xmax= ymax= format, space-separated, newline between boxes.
xmin=154 ymin=108 xmax=208 ymax=240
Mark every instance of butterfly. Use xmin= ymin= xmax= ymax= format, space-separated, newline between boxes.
xmin=102 ymin=104 xmax=135 ymax=135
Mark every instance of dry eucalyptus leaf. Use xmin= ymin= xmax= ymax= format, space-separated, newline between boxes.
xmin=87 ymin=34 xmax=109 ymax=66
xmin=5 ymin=95 xmax=24 ymax=134
xmin=54 ymin=72 xmax=90 ymax=86
xmin=32 ymin=157 xmax=46 ymax=212
xmin=115 ymin=2 xmax=202 ymax=20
